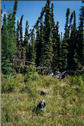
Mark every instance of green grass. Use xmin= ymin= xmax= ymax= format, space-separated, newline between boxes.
xmin=1 ymin=73 xmax=84 ymax=126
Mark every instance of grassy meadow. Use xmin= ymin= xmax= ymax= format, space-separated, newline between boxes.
xmin=1 ymin=71 xmax=84 ymax=126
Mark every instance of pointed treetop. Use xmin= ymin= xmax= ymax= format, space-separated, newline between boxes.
xmin=66 ymin=8 xmax=70 ymax=17
xmin=70 ymin=12 xmax=73 ymax=25
xmin=13 ymin=0 xmax=18 ymax=17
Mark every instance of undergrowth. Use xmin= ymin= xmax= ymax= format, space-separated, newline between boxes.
xmin=1 ymin=70 xmax=84 ymax=126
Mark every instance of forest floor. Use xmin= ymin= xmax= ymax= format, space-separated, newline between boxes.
xmin=1 ymin=73 xmax=84 ymax=126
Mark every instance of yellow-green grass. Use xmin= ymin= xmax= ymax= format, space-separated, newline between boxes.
xmin=1 ymin=73 xmax=84 ymax=126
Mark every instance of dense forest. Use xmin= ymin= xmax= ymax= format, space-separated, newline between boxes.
xmin=1 ymin=0 xmax=84 ymax=75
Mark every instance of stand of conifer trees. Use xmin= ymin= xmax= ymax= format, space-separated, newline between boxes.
xmin=1 ymin=0 xmax=84 ymax=75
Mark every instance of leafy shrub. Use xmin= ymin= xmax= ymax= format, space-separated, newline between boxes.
xmin=27 ymin=65 xmax=36 ymax=73
xmin=67 ymin=75 xmax=83 ymax=86
xmin=19 ymin=64 xmax=29 ymax=74
xmin=1 ymin=74 xmax=16 ymax=93
xmin=14 ymin=74 xmax=25 ymax=92
xmin=24 ymin=65 xmax=39 ymax=81
xmin=41 ymin=75 xmax=58 ymax=87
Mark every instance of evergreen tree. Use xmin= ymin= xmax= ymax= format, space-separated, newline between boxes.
xmin=23 ymin=20 xmax=29 ymax=60
xmin=36 ymin=24 xmax=41 ymax=66
xmin=12 ymin=0 xmax=18 ymax=36
xmin=70 ymin=12 xmax=73 ymax=25
xmin=16 ymin=19 xmax=20 ymax=47
xmin=52 ymin=22 xmax=61 ymax=73
xmin=16 ymin=19 xmax=21 ymax=59
xmin=2 ymin=12 xmax=16 ymax=74
xmin=30 ymin=31 xmax=36 ymax=63
xmin=39 ymin=18 xmax=45 ymax=66
xmin=12 ymin=0 xmax=17 ymax=21
xmin=26 ymin=43 xmax=31 ymax=61
xmin=7 ymin=13 xmax=16 ymax=59
xmin=1 ymin=14 xmax=11 ymax=74
xmin=43 ymin=0 xmax=53 ymax=73
xmin=24 ymin=20 xmax=29 ymax=44
xmin=2 ymin=14 xmax=8 ymax=56
xmin=19 ymin=15 xmax=24 ymax=59
xmin=61 ymin=8 xmax=70 ymax=71
xmin=78 ymin=6 xmax=84 ymax=66
xmin=51 ymin=3 xmax=55 ymax=40
xmin=68 ymin=11 xmax=80 ymax=74
xmin=50 ymin=3 xmax=56 ymax=71
xmin=20 ymin=15 xmax=24 ymax=43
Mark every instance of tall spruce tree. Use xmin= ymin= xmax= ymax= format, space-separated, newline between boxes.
xmin=61 ymin=8 xmax=70 ymax=71
xmin=23 ymin=20 xmax=29 ymax=60
xmin=78 ymin=6 xmax=84 ymax=66
xmin=67 ymin=11 xmax=80 ymax=74
xmin=51 ymin=3 xmax=55 ymax=41
xmin=30 ymin=31 xmax=36 ymax=63
xmin=12 ymin=0 xmax=18 ymax=36
xmin=26 ymin=43 xmax=31 ymax=61
xmin=36 ymin=24 xmax=41 ymax=66
xmin=24 ymin=20 xmax=29 ymax=45
xmin=39 ymin=18 xmax=45 ymax=66
xmin=20 ymin=15 xmax=24 ymax=44
xmin=19 ymin=15 xmax=24 ymax=59
xmin=16 ymin=19 xmax=20 ymax=47
xmin=1 ymin=14 xmax=11 ymax=74
xmin=16 ymin=19 xmax=21 ymax=60
xmin=2 ymin=11 xmax=16 ymax=74
xmin=43 ymin=0 xmax=53 ymax=73
xmin=7 ymin=13 xmax=16 ymax=59
xmin=52 ymin=22 xmax=61 ymax=73
xmin=50 ymin=3 xmax=56 ymax=71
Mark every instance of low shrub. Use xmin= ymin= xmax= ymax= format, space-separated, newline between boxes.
xmin=24 ymin=65 xmax=40 ymax=82
xmin=1 ymin=74 xmax=16 ymax=93
xmin=41 ymin=75 xmax=58 ymax=87
xmin=67 ymin=75 xmax=83 ymax=86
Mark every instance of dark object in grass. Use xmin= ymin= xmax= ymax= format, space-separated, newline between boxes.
xmin=33 ymin=100 xmax=46 ymax=114
xmin=40 ymin=90 xmax=46 ymax=96
xmin=37 ymin=100 xmax=46 ymax=111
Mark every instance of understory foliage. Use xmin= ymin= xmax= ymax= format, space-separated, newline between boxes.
xmin=1 ymin=72 xmax=84 ymax=126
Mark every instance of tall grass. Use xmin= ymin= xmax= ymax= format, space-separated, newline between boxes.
xmin=1 ymin=71 xmax=84 ymax=126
